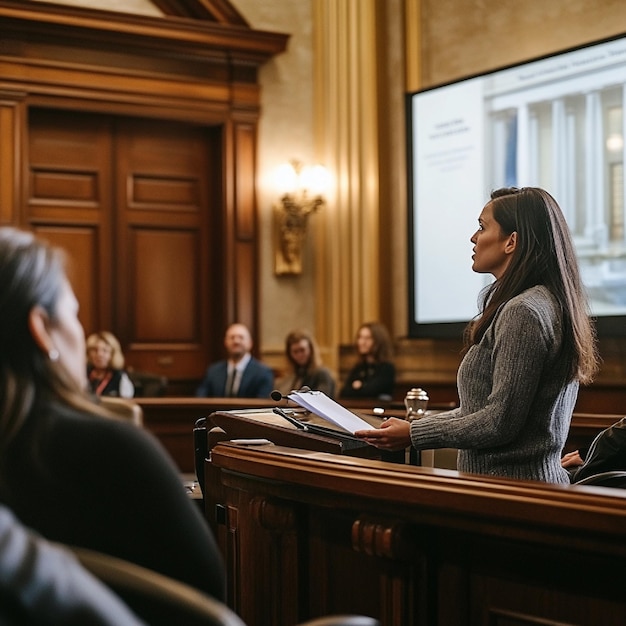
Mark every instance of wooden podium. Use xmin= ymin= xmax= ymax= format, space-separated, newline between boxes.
xmin=205 ymin=408 xmax=382 ymax=458
xmin=193 ymin=407 xmax=385 ymax=497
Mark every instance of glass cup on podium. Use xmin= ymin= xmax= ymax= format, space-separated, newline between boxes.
xmin=404 ymin=388 xmax=429 ymax=465
xmin=404 ymin=388 xmax=429 ymax=421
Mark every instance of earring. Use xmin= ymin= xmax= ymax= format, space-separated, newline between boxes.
xmin=48 ymin=348 xmax=60 ymax=362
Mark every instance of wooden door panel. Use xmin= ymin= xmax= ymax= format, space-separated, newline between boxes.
xmin=26 ymin=109 xmax=223 ymax=385
xmin=131 ymin=175 xmax=200 ymax=209
xmin=115 ymin=117 xmax=217 ymax=380
xmin=27 ymin=109 xmax=113 ymax=332
xmin=132 ymin=228 xmax=199 ymax=342
xmin=28 ymin=109 xmax=112 ymax=212
xmin=32 ymin=225 xmax=100 ymax=335
xmin=469 ymin=571 xmax=626 ymax=626
xmin=31 ymin=170 xmax=99 ymax=205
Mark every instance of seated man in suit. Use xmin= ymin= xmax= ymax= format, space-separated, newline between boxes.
xmin=196 ymin=323 xmax=274 ymax=399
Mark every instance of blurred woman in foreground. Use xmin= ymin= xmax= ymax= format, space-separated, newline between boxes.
xmin=0 ymin=227 xmax=224 ymax=599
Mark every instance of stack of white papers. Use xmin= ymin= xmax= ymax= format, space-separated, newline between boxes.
xmin=286 ymin=390 xmax=372 ymax=434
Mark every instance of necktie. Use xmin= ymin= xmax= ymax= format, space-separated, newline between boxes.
xmin=226 ymin=368 xmax=237 ymax=397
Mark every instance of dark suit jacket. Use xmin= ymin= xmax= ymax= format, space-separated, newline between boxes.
xmin=195 ymin=357 xmax=274 ymax=399
xmin=339 ymin=360 xmax=396 ymax=400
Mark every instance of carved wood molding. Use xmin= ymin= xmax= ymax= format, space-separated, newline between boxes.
xmin=250 ymin=496 xmax=297 ymax=533
xmin=0 ymin=0 xmax=288 ymax=63
xmin=211 ymin=444 xmax=626 ymax=558
xmin=151 ymin=0 xmax=247 ymax=24
xmin=351 ymin=516 xmax=415 ymax=561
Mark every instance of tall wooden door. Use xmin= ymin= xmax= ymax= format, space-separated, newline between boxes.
xmin=26 ymin=108 xmax=222 ymax=390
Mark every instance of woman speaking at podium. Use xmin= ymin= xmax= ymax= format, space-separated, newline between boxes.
xmin=356 ymin=187 xmax=599 ymax=484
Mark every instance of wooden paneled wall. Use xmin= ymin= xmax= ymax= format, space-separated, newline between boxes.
xmin=0 ymin=0 xmax=287 ymax=391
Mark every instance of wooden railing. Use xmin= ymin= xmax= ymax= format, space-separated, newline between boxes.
xmin=206 ymin=443 xmax=626 ymax=626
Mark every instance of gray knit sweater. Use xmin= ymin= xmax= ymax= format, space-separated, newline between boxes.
xmin=410 ymin=285 xmax=577 ymax=483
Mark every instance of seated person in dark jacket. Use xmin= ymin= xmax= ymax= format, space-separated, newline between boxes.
xmin=196 ymin=323 xmax=274 ymax=398
xmin=0 ymin=505 xmax=142 ymax=625
xmin=561 ymin=416 xmax=626 ymax=482
xmin=0 ymin=227 xmax=224 ymax=601
xmin=339 ymin=321 xmax=396 ymax=401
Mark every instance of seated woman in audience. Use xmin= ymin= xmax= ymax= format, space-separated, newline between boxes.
xmin=0 ymin=227 xmax=224 ymax=600
xmin=276 ymin=329 xmax=336 ymax=397
xmin=86 ymin=331 xmax=134 ymax=398
xmin=339 ymin=321 xmax=395 ymax=401
xmin=355 ymin=188 xmax=599 ymax=484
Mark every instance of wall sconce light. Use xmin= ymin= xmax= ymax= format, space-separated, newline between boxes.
xmin=273 ymin=159 xmax=329 ymax=276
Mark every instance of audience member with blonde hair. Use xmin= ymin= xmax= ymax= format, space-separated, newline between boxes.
xmin=277 ymin=329 xmax=336 ymax=397
xmin=86 ymin=331 xmax=134 ymax=398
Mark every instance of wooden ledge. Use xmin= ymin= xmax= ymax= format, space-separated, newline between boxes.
xmin=210 ymin=442 xmax=626 ymax=554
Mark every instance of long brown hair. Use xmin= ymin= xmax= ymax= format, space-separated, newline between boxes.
xmin=356 ymin=322 xmax=394 ymax=364
xmin=0 ymin=228 xmax=109 ymax=452
xmin=285 ymin=329 xmax=322 ymax=372
xmin=465 ymin=187 xmax=599 ymax=384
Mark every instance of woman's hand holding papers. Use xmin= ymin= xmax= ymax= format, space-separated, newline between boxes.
xmin=354 ymin=417 xmax=411 ymax=451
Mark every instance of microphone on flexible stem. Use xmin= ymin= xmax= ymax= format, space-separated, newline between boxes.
xmin=270 ymin=390 xmax=287 ymax=402
xmin=270 ymin=386 xmax=313 ymax=402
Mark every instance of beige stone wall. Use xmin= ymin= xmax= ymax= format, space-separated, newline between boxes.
xmin=233 ymin=0 xmax=319 ymax=374
xmin=412 ymin=0 xmax=626 ymax=89
xmin=236 ymin=0 xmax=408 ymax=376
